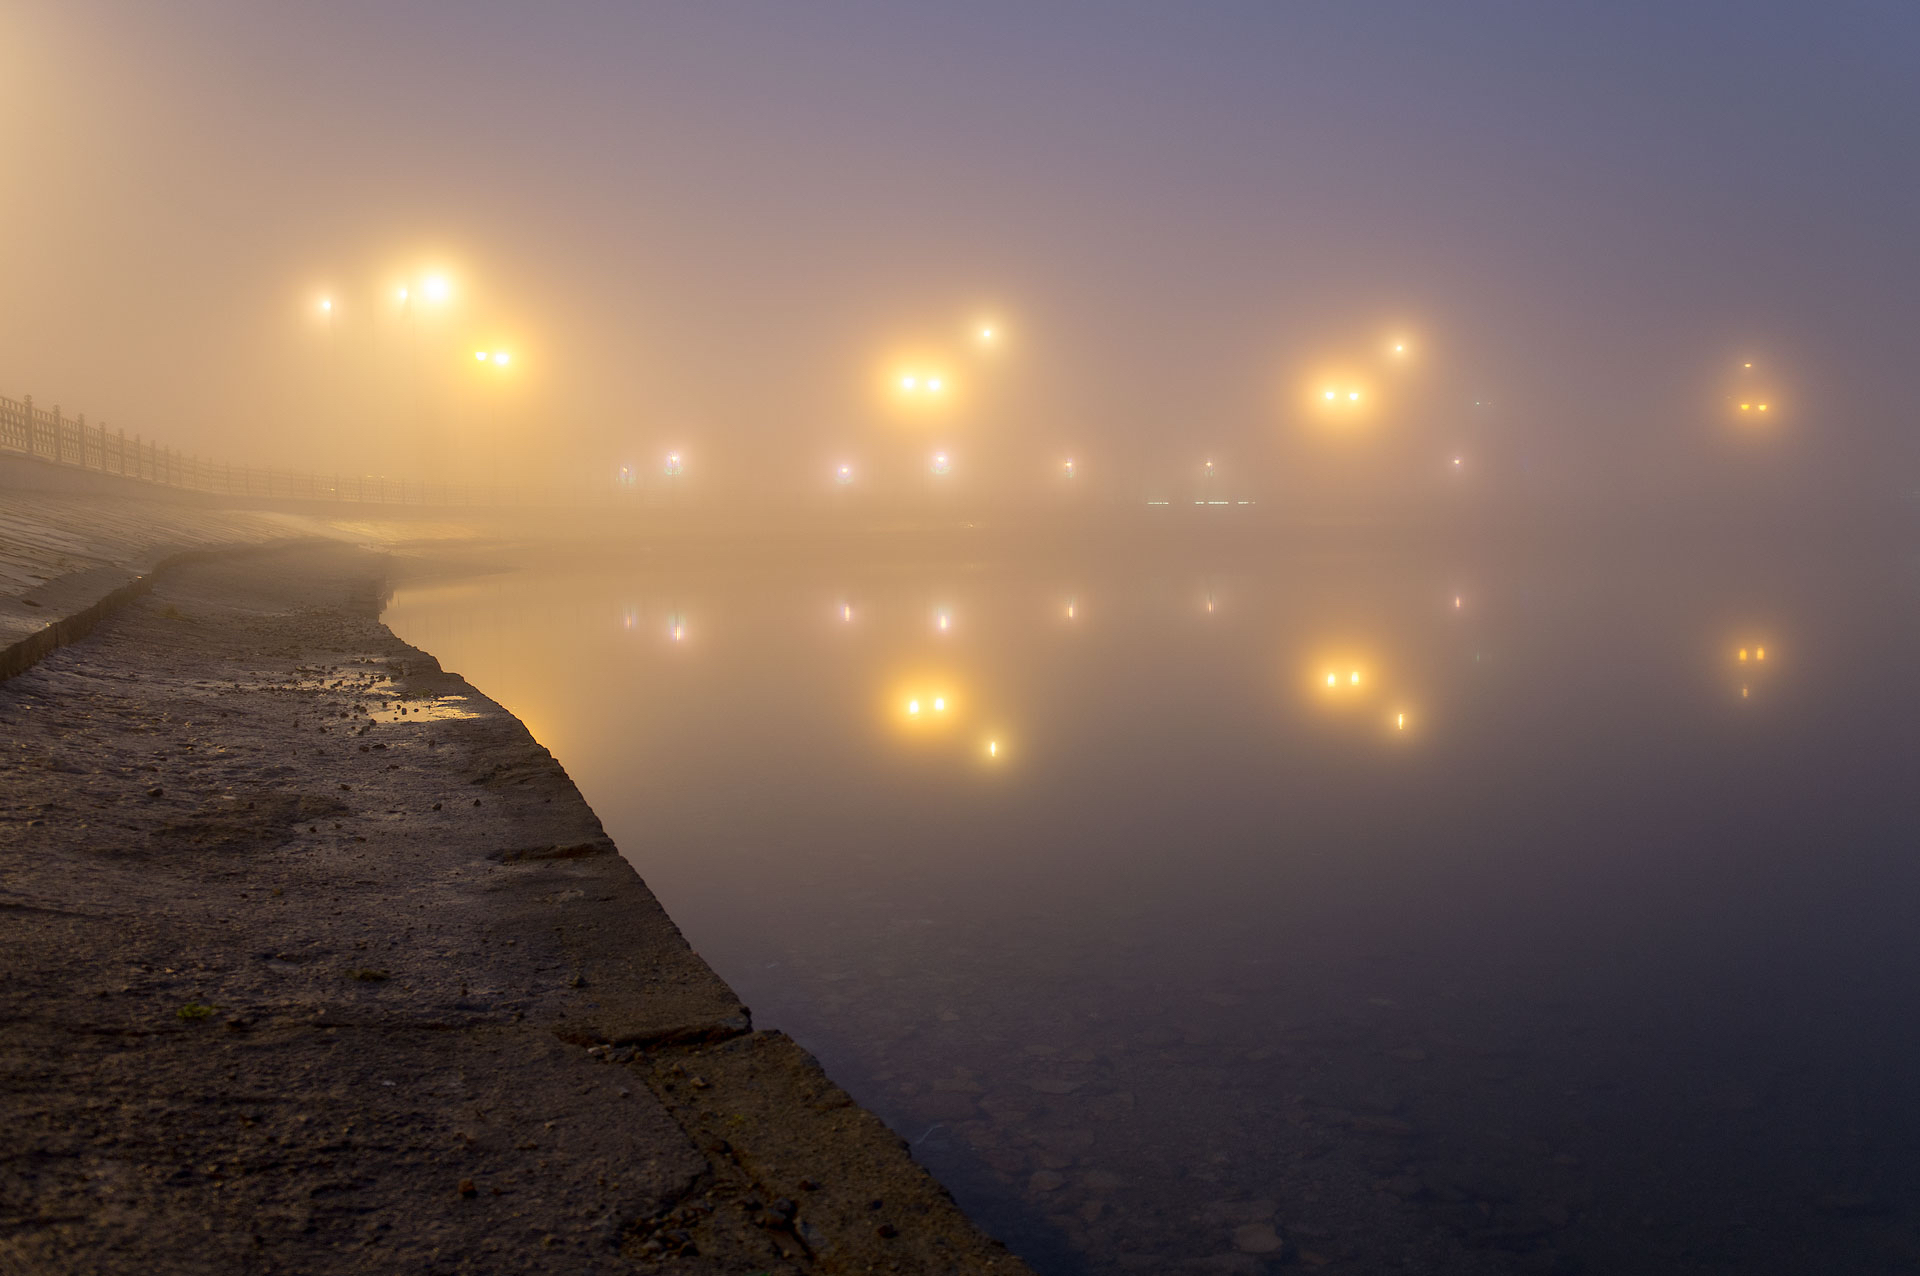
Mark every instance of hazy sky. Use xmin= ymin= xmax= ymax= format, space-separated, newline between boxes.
xmin=4 ymin=2 xmax=1916 ymax=501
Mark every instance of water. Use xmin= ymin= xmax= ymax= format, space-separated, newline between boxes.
xmin=384 ymin=526 xmax=1920 ymax=1274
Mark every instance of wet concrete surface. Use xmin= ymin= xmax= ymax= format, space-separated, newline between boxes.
xmin=0 ymin=541 xmax=1028 ymax=1274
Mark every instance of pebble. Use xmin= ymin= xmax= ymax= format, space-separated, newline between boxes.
xmin=1232 ymin=1222 xmax=1283 ymax=1254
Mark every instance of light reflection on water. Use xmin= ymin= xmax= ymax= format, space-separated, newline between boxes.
xmin=385 ymin=540 xmax=1920 ymax=1274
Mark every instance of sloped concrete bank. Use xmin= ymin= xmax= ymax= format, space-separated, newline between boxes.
xmin=0 ymin=541 xmax=1028 ymax=1274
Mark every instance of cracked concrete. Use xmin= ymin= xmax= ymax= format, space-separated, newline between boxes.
xmin=0 ymin=538 xmax=1029 ymax=1274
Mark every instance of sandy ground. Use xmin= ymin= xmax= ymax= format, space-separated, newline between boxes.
xmin=0 ymin=540 xmax=1028 ymax=1274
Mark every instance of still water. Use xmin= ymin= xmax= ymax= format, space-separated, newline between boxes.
xmin=385 ymin=527 xmax=1920 ymax=1274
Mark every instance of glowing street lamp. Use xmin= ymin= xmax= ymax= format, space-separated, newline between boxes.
xmin=835 ymin=463 xmax=854 ymax=485
xmin=422 ymin=275 xmax=451 ymax=303
xmin=664 ymin=451 xmax=683 ymax=477
xmin=1063 ymin=458 xmax=1075 ymax=478
xmin=931 ymin=451 xmax=950 ymax=476
xmin=319 ymin=298 xmax=333 ymax=314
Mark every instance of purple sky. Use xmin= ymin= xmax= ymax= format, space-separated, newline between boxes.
xmin=4 ymin=1 xmax=1916 ymax=500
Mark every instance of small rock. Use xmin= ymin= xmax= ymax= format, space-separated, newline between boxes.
xmin=1029 ymin=1170 xmax=1065 ymax=1193
xmin=875 ymin=1223 xmax=898 ymax=1239
xmin=1232 ymin=1223 xmax=1283 ymax=1255
xmin=457 ymin=1179 xmax=477 ymax=1198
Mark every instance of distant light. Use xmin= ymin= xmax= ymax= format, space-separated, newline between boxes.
xmin=979 ymin=326 xmax=995 ymax=342
xmin=1452 ymin=456 xmax=1463 ymax=467
xmin=1454 ymin=595 xmax=1463 ymax=608
xmin=1348 ymin=391 xmax=1360 ymax=402
xmin=664 ymin=452 xmax=683 ymax=476
xmin=1063 ymin=458 xmax=1075 ymax=477
xmin=1350 ymin=671 xmax=1360 ymax=686
xmin=1324 ymin=389 xmax=1337 ymax=401
xmin=1744 ymin=362 xmax=1753 ymax=368
xmin=836 ymin=463 xmax=853 ymax=484
xmin=931 ymin=452 xmax=950 ymax=475
xmin=1326 ymin=672 xmax=1337 ymax=687
xmin=1738 ymin=648 xmax=1749 ymax=661
xmin=987 ymin=740 xmax=998 ymax=756
xmin=1392 ymin=342 xmax=1406 ymax=355
xmin=1756 ymin=646 xmax=1766 ymax=660
xmin=927 ymin=377 xmax=944 ymax=393
xmin=1742 ymin=685 xmax=1750 ymax=698
xmin=423 ymin=275 xmax=450 ymax=302
xmin=395 ymin=287 xmax=408 ymax=303
xmin=474 ymin=351 xmax=489 ymax=361
xmin=1396 ymin=712 xmax=1406 ymax=730
xmin=1740 ymin=403 xmax=1751 ymax=411
xmin=1065 ymin=601 xmax=1076 ymax=620
xmin=319 ymin=298 xmax=332 ymax=313
xmin=901 ymin=375 xmax=917 ymax=391
xmin=933 ymin=697 xmax=946 ymax=712
xmin=841 ymin=603 xmax=852 ymax=622
xmin=1757 ymin=403 xmax=1769 ymax=412
xmin=908 ymin=699 xmax=920 ymax=715
xmin=492 ymin=351 xmax=510 ymax=365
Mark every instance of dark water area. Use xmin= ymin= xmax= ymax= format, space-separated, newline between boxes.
xmin=385 ymin=524 xmax=1920 ymax=1274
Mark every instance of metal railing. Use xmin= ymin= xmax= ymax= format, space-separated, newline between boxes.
xmin=0 ymin=392 xmax=509 ymax=506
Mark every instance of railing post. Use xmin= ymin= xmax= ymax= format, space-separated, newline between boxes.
xmin=50 ymin=404 xmax=63 ymax=464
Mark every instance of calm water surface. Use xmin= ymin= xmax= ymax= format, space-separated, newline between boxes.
xmin=385 ymin=529 xmax=1920 ymax=1274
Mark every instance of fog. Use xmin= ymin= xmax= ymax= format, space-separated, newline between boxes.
xmin=4 ymin=1 xmax=1918 ymax=508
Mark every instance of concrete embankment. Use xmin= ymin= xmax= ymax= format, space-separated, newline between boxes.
xmin=0 ymin=536 xmax=1029 ymax=1274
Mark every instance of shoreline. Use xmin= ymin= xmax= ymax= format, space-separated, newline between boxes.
xmin=0 ymin=536 xmax=1028 ymax=1273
